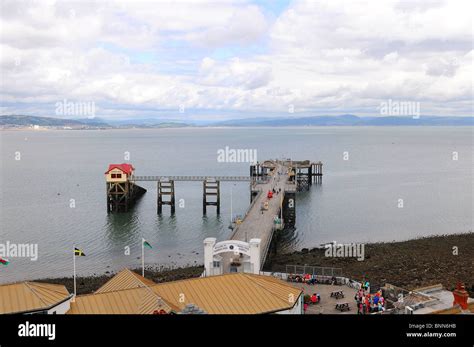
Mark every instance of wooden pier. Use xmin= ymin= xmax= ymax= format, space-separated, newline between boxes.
xmin=105 ymin=159 xmax=322 ymax=272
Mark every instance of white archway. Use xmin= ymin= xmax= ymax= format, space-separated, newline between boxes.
xmin=204 ymin=238 xmax=261 ymax=276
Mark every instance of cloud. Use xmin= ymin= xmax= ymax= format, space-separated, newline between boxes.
xmin=180 ymin=4 xmax=268 ymax=47
xmin=198 ymin=57 xmax=272 ymax=89
xmin=0 ymin=0 xmax=472 ymax=119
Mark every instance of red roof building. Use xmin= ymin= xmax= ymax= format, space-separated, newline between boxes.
xmin=105 ymin=164 xmax=135 ymax=175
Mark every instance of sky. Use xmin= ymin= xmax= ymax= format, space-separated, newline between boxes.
xmin=0 ymin=0 xmax=472 ymax=121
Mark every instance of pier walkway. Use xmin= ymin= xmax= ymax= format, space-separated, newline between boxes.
xmin=132 ymin=175 xmax=250 ymax=182
xmin=225 ymin=162 xmax=295 ymax=272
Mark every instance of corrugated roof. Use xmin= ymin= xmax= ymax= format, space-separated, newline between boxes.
xmin=96 ymin=269 xmax=156 ymax=294
xmin=151 ymin=273 xmax=302 ymax=314
xmin=68 ymin=287 xmax=172 ymax=314
xmin=69 ymin=270 xmax=302 ymax=314
xmin=105 ymin=163 xmax=134 ymax=174
xmin=0 ymin=282 xmax=70 ymax=314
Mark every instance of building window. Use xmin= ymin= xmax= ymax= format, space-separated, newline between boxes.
xmin=213 ymin=261 xmax=220 ymax=268
xmin=116 ymin=174 xmax=122 ymax=178
xmin=111 ymin=173 xmax=122 ymax=179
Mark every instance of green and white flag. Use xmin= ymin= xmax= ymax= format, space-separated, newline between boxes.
xmin=141 ymin=238 xmax=153 ymax=277
xmin=143 ymin=239 xmax=152 ymax=249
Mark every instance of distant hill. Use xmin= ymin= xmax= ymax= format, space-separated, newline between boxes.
xmin=0 ymin=115 xmax=190 ymax=128
xmin=2 ymin=114 xmax=472 ymax=128
xmin=1 ymin=115 xmax=82 ymax=126
xmin=0 ymin=115 xmax=110 ymax=127
xmin=108 ymin=118 xmax=192 ymax=128
xmin=213 ymin=115 xmax=474 ymax=127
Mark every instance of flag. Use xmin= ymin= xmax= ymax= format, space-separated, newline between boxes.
xmin=74 ymin=248 xmax=86 ymax=256
xmin=141 ymin=239 xmax=152 ymax=277
xmin=143 ymin=239 xmax=152 ymax=249
xmin=0 ymin=257 xmax=9 ymax=266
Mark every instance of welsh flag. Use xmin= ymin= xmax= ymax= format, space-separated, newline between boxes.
xmin=0 ymin=257 xmax=9 ymax=266
xmin=143 ymin=239 xmax=152 ymax=249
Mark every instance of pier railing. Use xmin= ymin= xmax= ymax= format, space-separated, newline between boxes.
xmin=285 ymin=264 xmax=343 ymax=277
xmin=132 ymin=175 xmax=251 ymax=182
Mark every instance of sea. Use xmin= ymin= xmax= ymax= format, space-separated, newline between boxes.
xmin=0 ymin=126 xmax=472 ymax=283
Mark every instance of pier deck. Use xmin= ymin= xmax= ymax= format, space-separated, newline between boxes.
xmin=226 ymin=163 xmax=294 ymax=272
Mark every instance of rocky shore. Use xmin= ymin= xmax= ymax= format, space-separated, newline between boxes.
xmin=265 ymin=232 xmax=474 ymax=296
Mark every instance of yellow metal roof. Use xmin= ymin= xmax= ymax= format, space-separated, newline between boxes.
xmin=68 ymin=287 xmax=172 ymax=314
xmin=151 ymin=273 xmax=302 ymax=314
xmin=96 ymin=268 xmax=156 ymax=294
xmin=0 ymin=282 xmax=70 ymax=314
xmin=69 ymin=270 xmax=302 ymax=314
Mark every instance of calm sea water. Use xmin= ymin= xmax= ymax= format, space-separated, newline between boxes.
xmin=0 ymin=127 xmax=473 ymax=283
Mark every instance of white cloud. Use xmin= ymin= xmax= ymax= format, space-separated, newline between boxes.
xmin=0 ymin=0 xmax=472 ymax=118
xmin=197 ymin=57 xmax=272 ymax=89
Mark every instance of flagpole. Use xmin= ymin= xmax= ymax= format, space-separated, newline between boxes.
xmin=142 ymin=238 xmax=145 ymax=277
xmin=73 ymin=245 xmax=76 ymax=302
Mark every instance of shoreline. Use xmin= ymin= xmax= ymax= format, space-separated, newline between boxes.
xmin=266 ymin=232 xmax=474 ymax=296
xmin=34 ymin=232 xmax=474 ymax=296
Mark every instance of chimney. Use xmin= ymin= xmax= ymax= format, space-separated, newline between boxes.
xmin=452 ymin=282 xmax=469 ymax=310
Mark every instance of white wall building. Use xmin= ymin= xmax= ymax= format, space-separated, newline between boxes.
xmin=204 ymin=237 xmax=262 ymax=276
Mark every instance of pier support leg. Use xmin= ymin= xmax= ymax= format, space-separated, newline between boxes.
xmin=203 ymin=181 xmax=207 ymax=215
xmin=107 ymin=183 xmax=111 ymax=213
xmin=157 ymin=181 xmax=162 ymax=214
xmin=296 ymin=167 xmax=310 ymax=191
xmin=203 ymin=179 xmax=220 ymax=215
xmin=171 ymin=183 xmax=176 ymax=214
xmin=317 ymin=162 xmax=323 ymax=184
xmin=283 ymin=192 xmax=296 ymax=227
xmin=107 ymin=181 xmax=129 ymax=213
xmin=311 ymin=162 xmax=323 ymax=184
xmin=157 ymin=180 xmax=175 ymax=215
xmin=216 ymin=180 xmax=220 ymax=214
xmin=107 ymin=180 xmax=146 ymax=213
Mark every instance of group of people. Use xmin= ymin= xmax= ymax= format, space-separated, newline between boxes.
xmin=271 ymin=187 xmax=282 ymax=195
xmin=287 ymin=273 xmax=340 ymax=286
xmin=287 ymin=273 xmax=317 ymax=284
xmin=355 ymin=287 xmax=385 ymax=314
xmin=303 ymin=293 xmax=321 ymax=312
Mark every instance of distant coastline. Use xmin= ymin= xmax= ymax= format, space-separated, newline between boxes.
xmin=1 ymin=114 xmax=473 ymax=130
